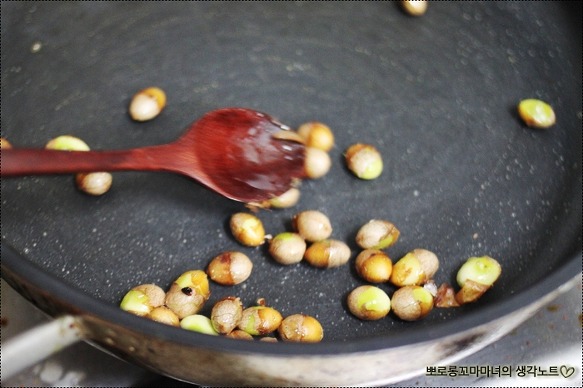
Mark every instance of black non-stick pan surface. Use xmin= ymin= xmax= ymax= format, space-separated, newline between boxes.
xmin=1 ymin=0 xmax=581 ymax=383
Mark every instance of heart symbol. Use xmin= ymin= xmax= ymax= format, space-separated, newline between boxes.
xmin=560 ymin=365 xmax=575 ymax=378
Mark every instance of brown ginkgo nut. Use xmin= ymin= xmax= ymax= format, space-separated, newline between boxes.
xmin=229 ymin=213 xmax=266 ymax=246
xmin=129 ymin=87 xmax=167 ymax=122
xmin=292 ymin=210 xmax=333 ymax=242
xmin=303 ymin=239 xmax=351 ymax=268
xmin=206 ymin=251 xmax=253 ymax=286
xmin=355 ymin=249 xmax=393 ymax=283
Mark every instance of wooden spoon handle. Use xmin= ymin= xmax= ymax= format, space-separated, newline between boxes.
xmin=0 ymin=144 xmax=185 ymax=177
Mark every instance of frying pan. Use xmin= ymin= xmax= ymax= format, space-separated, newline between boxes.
xmin=1 ymin=1 xmax=581 ymax=386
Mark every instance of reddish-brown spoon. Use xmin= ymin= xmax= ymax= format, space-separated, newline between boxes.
xmin=0 ymin=108 xmax=306 ymax=203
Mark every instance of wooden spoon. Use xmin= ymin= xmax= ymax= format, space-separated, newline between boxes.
xmin=0 ymin=108 xmax=306 ymax=203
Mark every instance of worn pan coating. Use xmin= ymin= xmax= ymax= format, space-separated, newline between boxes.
xmin=1 ymin=2 xmax=581 ymax=386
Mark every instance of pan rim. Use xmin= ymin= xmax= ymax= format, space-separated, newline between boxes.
xmin=2 ymin=242 xmax=580 ymax=356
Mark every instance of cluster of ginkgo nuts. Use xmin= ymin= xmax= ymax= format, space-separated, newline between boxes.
xmin=251 ymin=120 xmax=384 ymax=210
xmin=298 ymin=121 xmax=384 ymax=181
xmin=348 ymin=232 xmax=502 ymax=322
xmin=120 ymin=267 xmax=323 ymax=343
xmin=228 ymin=210 xmax=501 ymax=323
xmin=119 ymin=117 xmax=501 ymax=335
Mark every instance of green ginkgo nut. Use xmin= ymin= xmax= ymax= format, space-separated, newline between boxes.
xmin=518 ymin=99 xmax=556 ymax=128
xmin=457 ymin=256 xmax=501 ymax=287
xmin=180 ymin=314 xmax=219 ymax=335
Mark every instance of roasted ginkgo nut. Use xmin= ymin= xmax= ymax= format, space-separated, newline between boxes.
xmin=268 ymin=187 xmax=301 ymax=208
xmin=517 ymin=98 xmax=556 ymax=129
xmin=0 ymin=137 xmax=13 ymax=149
xmin=390 ymin=249 xmax=439 ymax=286
xmin=345 ymin=143 xmax=383 ymax=180
xmin=292 ymin=210 xmax=333 ymax=242
xmin=355 ymin=249 xmax=393 ymax=283
xmin=455 ymin=256 xmax=502 ymax=304
xmin=456 ymin=256 xmax=501 ymax=288
xmin=268 ymin=232 xmax=307 ymax=265
xmin=164 ymin=270 xmax=210 ymax=319
xmin=304 ymin=147 xmax=332 ymax=179
xmin=131 ymin=284 xmax=165 ymax=308
xmin=278 ymin=314 xmax=324 ymax=343
xmin=400 ymin=0 xmax=428 ymax=16
xmin=207 ymin=251 xmax=253 ymax=286
xmin=297 ymin=122 xmax=334 ymax=152
xmin=347 ymin=285 xmax=391 ymax=320
xmin=119 ymin=284 xmax=165 ymax=317
xmin=211 ymin=297 xmax=243 ymax=334
xmin=180 ymin=314 xmax=219 ymax=335
xmin=147 ymin=306 xmax=180 ymax=327
xmin=45 ymin=135 xmax=90 ymax=151
xmin=355 ymin=219 xmax=400 ymax=250
xmin=75 ymin=172 xmax=113 ymax=196
xmin=229 ymin=213 xmax=266 ymax=246
xmin=129 ymin=86 xmax=167 ymax=122
xmin=238 ymin=306 xmax=283 ymax=336
xmin=120 ymin=290 xmax=153 ymax=317
xmin=304 ymin=239 xmax=351 ymax=268
xmin=391 ymin=285 xmax=434 ymax=321
xmin=390 ymin=252 xmax=424 ymax=287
